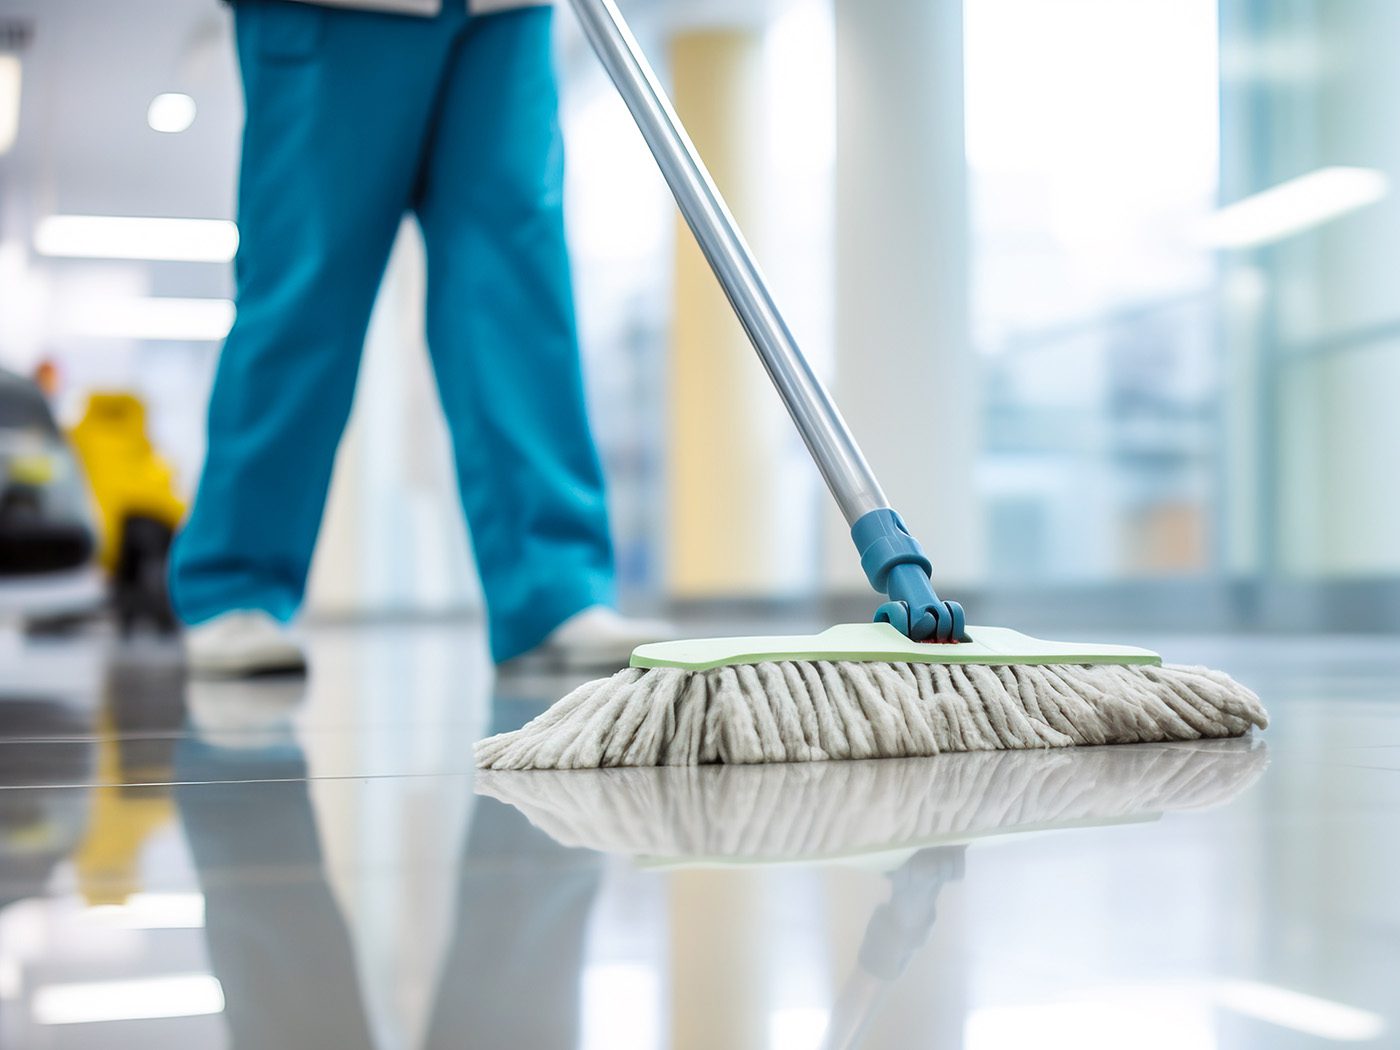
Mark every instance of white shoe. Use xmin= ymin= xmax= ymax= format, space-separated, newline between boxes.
xmin=184 ymin=611 xmax=307 ymax=678
xmin=536 ymin=605 xmax=678 ymax=670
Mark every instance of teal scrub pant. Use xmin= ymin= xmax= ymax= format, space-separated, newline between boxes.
xmin=170 ymin=0 xmax=615 ymax=662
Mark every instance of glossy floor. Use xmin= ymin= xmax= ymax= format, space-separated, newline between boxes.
xmin=1 ymin=621 xmax=1397 ymax=1049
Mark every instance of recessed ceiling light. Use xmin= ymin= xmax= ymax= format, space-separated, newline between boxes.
xmin=147 ymin=91 xmax=196 ymax=134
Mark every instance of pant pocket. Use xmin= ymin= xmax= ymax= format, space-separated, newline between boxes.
xmin=249 ymin=0 xmax=325 ymax=63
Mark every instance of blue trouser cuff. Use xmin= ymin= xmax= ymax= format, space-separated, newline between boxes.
xmin=487 ymin=568 xmax=615 ymax=664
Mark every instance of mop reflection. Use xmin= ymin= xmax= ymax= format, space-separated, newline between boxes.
xmin=174 ymin=680 xmax=602 ymax=1050
xmin=476 ymin=740 xmax=1270 ymax=861
xmin=821 ymin=846 xmax=966 ymax=1050
xmin=480 ymin=739 xmax=1270 ymax=1048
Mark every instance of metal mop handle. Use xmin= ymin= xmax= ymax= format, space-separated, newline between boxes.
xmin=566 ymin=0 xmax=965 ymax=642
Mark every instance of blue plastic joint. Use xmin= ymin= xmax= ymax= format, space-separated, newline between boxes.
xmin=850 ymin=508 xmax=968 ymax=643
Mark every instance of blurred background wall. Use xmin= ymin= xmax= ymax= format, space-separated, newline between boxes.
xmin=0 ymin=0 xmax=1397 ymax=631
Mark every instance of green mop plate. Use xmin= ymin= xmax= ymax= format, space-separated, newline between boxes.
xmin=630 ymin=621 xmax=1161 ymax=672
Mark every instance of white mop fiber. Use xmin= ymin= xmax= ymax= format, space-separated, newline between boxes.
xmin=474 ymin=660 xmax=1267 ymax=770
xmin=476 ymin=740 xmax=1268 ymax=861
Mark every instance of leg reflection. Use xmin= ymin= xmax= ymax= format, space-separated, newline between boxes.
xmin=424 ymin=697 xmax=604 ymax=1049
xmin=175 ymin=678 xmax=376 ymax=1050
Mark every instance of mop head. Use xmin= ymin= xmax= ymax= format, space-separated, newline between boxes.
xmin=476 ymin=740 xmax=1269 ymax=864
xmin=474 ymin=624 xmax=1268 ymax=771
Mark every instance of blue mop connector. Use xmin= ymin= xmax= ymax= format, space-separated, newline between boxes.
xmin=851 ymin=508 xmax=968 ymax=642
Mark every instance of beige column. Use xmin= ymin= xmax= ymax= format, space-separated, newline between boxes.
xmin=667 ymin=28 xmax=793 ymax=597
xmin=831 ymin=0 xmax=980 ymax=588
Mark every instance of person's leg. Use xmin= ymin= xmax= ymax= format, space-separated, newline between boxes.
xmin=413 ymin=7 xmax=616 ymax=664
xmin=171 ymin=0 xmax=459 ymax=625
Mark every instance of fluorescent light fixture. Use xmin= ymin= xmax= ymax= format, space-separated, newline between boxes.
xmin=0 ymin=54 xmax=19 ymax=155
xmin=967 ymin=1000 xmax=1215 ymax=1050
xmin=62 ymin=297 xmax=235 ymax=342
xmin=582 ymin=964 xmax=659 ymax=1050
xmin=83 ymin=893 xmax=205 ymax=930
xmin=1211 ymin=979 xmax=1386 ymax=1042
xmin=0 ymin=955 xmax=20 ymax=1000
xmin=1199 ymin=166 xmax=1389 ymax=248
xmin=34 ymin=215 xmax=238 ymax=263
xmin=969 ymin=982 xmax=1385 ymax=1049
xmin=147 ymin=92 xmax=196 ymax=134
xmin=32 ymin=974 xmax=224 ymax=1025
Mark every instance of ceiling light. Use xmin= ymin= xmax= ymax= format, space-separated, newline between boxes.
xmin=769 ymin=1007 xmax=830 ymax=1050
xmin=1211 ymin=979 xmax=1385 ymax=1042
xmin=147 ymin=92 xmax=196 ymax=134
xmin=0 ymin=54 xmax=19 ymax=155
xmin=967 ymin=999 xmax=1215 ymax=1050
xmin=32 ymin=974 xmax=224 ymax=1025
xmin=61 ymin=297 xmax=235 ymax=342
xmin=34 ymin=215 xmax=238 ymax=263
xmin=1199 ymin=166 xmax=1389 ymax=248
xmin=968 ymin=982 xmax=1385 ymax=1049
xmin=82 ymin=893 xmax=205 ymax=929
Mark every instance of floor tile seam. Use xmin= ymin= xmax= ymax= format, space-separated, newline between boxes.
xmin=0 ymin=770 xmax=480 ymax=790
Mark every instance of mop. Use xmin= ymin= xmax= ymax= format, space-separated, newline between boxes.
xmin=475 ymin=0 xmax=1268 ymax=770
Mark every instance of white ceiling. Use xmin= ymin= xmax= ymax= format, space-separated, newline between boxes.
xmin=1 ymin=0 xmax=240 ymax=225
xmin=0 ymin=0 xmax=715 ymax=296
xmin=0 ymin=0 xmax=242 ymax=322
xmin=0 ymin=0 xmax=779 ymax=369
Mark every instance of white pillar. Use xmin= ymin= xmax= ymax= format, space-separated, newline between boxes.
xmin=832 ymin=0 xmax=979 ymax=589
